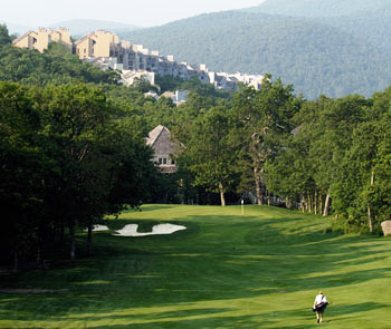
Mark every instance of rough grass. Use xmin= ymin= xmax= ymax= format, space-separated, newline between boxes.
xmin=0 ymin=205 xmax=390 ymax=328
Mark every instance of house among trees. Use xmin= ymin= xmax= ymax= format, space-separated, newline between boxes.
xmin=146 ymin=125 xmax=181 ymax=174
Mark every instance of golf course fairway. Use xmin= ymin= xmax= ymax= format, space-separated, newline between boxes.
xmin=1 ymin=204 xmax=390 ymax=328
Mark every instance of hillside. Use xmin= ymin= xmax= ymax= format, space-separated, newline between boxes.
xmin=248 ymin=0 xmax=391 ymax=17
xmin=322 ymin=13 xmax=391 ymax=53
xmin=120 ymin=11 xmax=391 ymax=98
xmin=250 ymin=0 xmax=391 ymax=52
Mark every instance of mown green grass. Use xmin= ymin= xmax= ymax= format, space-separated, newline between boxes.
xmin=0 ymin=205 xmax=390 ymax=328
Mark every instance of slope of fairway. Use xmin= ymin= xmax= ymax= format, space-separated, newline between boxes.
xmin=0 ymin=205 xmax=390 ymax=328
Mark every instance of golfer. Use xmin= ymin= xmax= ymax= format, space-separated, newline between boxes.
xmin=313 ymin=291 xmax=328 ymax=324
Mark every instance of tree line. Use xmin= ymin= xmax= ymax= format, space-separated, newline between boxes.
xmin=108 ymin=70 xmax=390 ymax=236
xmin=0 ymin=82 xmax=159 ymax=269
xmin=174 ymin=77 xmax=390 ymax=235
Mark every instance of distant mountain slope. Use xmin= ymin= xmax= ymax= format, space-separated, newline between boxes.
xmin=121 ymin=11 xmax=391 ymax=98
xmin=322 ymin=13 xmax=391 ymax=53
xmin=250 ymin=0 xmax=391 ymax=57
xmin=248 ymin=0 xmax=391 ymax=17
xmin=51 ymin=19 xmax=140 ymax=37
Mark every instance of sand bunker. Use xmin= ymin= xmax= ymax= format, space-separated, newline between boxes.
xmin=114 ymin=223 xmax=186 ymax=237
xmin=86 ymin=225 xmax=110 ymax=232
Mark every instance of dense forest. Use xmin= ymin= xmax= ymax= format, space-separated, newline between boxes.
xmin=247 ymin=0 xmax=391 ymax=52
xmin=120 ymin=0 xmax=391 ymax=99
xmin=248 ymin=0 xmax=390 ymax=17
xmin=0 ymin=24 xmax=390 ymax=271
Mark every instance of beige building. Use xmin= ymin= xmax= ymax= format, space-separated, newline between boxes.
xmin=13 ymin=27 xmax=264 ymax=92
xmin=75 ymin=30 xmax=120 ymax=59
xmin=12 ymin=28 xmax=72 ymax=52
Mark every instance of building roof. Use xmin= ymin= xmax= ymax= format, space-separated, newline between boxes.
xmin=146 ymin=125 xmax=170 ymax=147
xmin=74 ymin=33 xmax=92 ymax=45
xmin=12 ymin=31 xmax=35 ymax=45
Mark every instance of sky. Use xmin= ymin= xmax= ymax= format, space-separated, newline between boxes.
xmin=2 ymin=0 xmax=265 ymax=28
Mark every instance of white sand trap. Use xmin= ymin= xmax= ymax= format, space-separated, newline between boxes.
xmin=114 ymin=223 xmax=186 ymax=237
xmin=85 ymin=225 xmax=110 ymax=232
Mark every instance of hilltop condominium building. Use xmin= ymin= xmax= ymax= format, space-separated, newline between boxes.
xmin=12 ymin=28 xmax=72 ymax=53
xmin=13 ymin=28 xmax=264 ymax=92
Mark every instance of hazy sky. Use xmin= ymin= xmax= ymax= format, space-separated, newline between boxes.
xmin=2 ymin=0 xmax=265 ymax=28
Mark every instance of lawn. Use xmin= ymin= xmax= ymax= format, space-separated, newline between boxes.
xmin=0 ymin=205 xmax=390 ymax=328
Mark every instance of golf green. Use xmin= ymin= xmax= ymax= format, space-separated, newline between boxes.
xmin=1 ymin=205 xmax=390 ymax=328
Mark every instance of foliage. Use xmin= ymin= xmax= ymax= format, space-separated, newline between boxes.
xmin=0 ymin=24 xmax=12 ymax=46
xmin=333 ymin=89 xmax=391 ymax=230
xmin=0 ymin=44 xmax=120 ymax=86
xmin=265 ymin=90 xmax=390 ymax=232
xmin=231 ymin=77 xmax=301 ymax=204
xmin=0 ymin=82 xmax=156 ymax=266
xmin=184 ymin=106 xmax=238 ymax=205
xmin=155 ymin=75 xmax=185 ymax=93
xmin=0 ymin=82 xmax=47 ymax=265
xmin=249 ymin=0 xmax=391 ymax=17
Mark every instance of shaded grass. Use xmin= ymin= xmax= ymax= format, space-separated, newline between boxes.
xmin=0 ymin=205 xmax=390 ymax=328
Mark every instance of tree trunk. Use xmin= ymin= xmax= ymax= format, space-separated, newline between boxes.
xmin=285 ymin=197 xmax=290 ymax=209
xmin=254 ymin=167 xmax=263 ymax=205
xmin=323 ymin=193 xmax=331 ymax=217
xmin=13 ymin=250 xmax=19 ymax=273
xmin=59 ymin=221 xmax=65 ymax=243
xmin=218 ymin=182 xmax=226 ymax=207
xmin=367 ymin=170 xmax=375 ymax=233
xmin=87 ymin=222 xmax=93 ymax=256
xmin=304 ymin=195 xmax=309 ymax=212
xmin=314 ymin=189 xmax=318 ymax=215
xmin=69 ymin=221 xmax=76 ymax=262
xmin=300 ymin=195 xmax=305 ymax=213
xmin=307 ymin=191 xmax=312 ymax=213
xmin=367 ymin=206 xmax=373 ymax=233
xmin=36 ymin=246 xmax=41 ymax=267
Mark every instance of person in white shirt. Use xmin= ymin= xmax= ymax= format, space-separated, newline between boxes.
xmin=313 ymin=291 xmax=328 ymax=324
